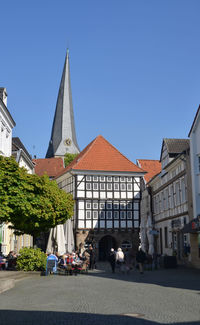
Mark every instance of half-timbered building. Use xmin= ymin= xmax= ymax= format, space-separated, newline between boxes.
xmin=55 ymin=135 xmax=145 ymax=260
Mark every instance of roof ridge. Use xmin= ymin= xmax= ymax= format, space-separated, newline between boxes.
xmin=54 ymin=136 xmax=97 ymax=178
xmin=137 ymin=159 xmax=160 ymax=162
xmin=99 ymin=136 xmax=145 ymax=172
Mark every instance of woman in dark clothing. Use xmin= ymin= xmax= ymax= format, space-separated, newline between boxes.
xmin=109 ymin=248 xmax=116 ymax=273
xmin=136 ymin=248 xmax=146 ymax=274
xmin=88 ymin=245 xmax=96 ymax=270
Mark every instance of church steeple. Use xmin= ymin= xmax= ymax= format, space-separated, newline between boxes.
xmin=46 ymin=50 xmax=80 ymax=158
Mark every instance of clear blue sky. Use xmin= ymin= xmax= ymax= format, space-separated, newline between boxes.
xmin=1 ymin=1 xmax=200 ymax=163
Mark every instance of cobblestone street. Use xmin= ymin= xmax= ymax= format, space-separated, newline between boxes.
xmin=0 ymin=264 xmax=200 ymax=325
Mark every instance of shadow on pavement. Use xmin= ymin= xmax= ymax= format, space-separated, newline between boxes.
xmin=86 ymin=262 xmax=200 ymax=292
xmin=0 ymin=310 xmax=199 ymax=325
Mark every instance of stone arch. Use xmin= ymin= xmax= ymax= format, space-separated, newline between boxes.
xmin=98 ymin=235 xmax=117 ymax=261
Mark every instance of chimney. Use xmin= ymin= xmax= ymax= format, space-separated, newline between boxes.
xmin=0 ymin=88 xmax=8 ymax=106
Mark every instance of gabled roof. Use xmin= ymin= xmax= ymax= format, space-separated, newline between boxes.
xmin=160 ymin=138 xmax=189 ymax=161
xmin=33 ymin=157 xmax=64 ymax=178
xmin=55 ymin=135 xmax=145 ymax=178
xmin=12 ymin=137 xmax=32 ymax=161
xmin=137 ymin=159 xmax=161 ymax=183
xmin=188 ymin=105 xmax=200 ymax=137
xmin=0 ymin=97 xmax=16 ymax=127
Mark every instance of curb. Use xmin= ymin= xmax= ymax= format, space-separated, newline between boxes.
xmin=0 ymin=279 xmax=15 ymax=294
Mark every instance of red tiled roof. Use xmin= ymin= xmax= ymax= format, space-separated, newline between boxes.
xmin=137 ymin=159 xmax=161 ymax=183
xmin=55 ymin=135 xmax=145 ymax=178
xmin=33 ymin=158 xmax=64 ymax=178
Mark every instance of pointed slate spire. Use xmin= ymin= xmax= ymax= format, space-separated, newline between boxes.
xmin=46 ymin=50 xmax=80 ymax=158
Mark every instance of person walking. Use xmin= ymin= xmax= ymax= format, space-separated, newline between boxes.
xmin=88 ymin=245 xmax=96 ymax=270
xmin=109 ymin=248 xmax=116 ymax=273
xmin=136 ymin=247 xmax=146 ymax=274
xmin=115 ymin=247 xmax=124 ymax=272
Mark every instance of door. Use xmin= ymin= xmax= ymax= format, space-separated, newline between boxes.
xmin=99 ymin=235 xmax=117 ymax=261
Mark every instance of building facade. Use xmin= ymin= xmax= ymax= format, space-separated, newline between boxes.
xmin=136 ymin=159 xmax=161 ymax=254
xmin=0 ymin=88 xmax=16 ymax=255
xmin=186 ymin=106 xmax=200 ymax=268
xmin=0 ymin=88 xmax=15 ymax=157
xmin=147 ymin=139 xmax=193 ymax=264
xmin=10 ymin=137 xmax=35 ymax=253
xmin=55 ymin=135 xmax=145 ymax=260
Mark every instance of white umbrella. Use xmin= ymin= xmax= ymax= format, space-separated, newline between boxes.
xmin=63 ymin=218 xmax=74 ymax=253
xmin=146 ymin=215 xmax=154 ymax=256
xmin=46 ymin=224 xmax=66 ymax=255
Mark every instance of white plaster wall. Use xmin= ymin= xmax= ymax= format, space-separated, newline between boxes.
xmin=190 ymin=115 xmax=200 ymax=217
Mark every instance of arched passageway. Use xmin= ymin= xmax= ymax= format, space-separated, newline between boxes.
xmin=98 ymin=235 xmax=117 ymax=261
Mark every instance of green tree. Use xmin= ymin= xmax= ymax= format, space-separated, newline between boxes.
xmin=0 ymin=156 xmax=74 ymax=237
xmin=64 ymin=153 xmax=78 ymax=167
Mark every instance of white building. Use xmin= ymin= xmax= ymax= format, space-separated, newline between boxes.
xmin=55 ymin=135 xmax=145 ymax=260
xmin=12 ymin=137 xmax=34 ymax=174
xmin=0 ymin=88 xmax=15 ymax=157
xmin=186 ymin=106 xmax=200 ymax=268
xmin=0 ymin=88 xmax=16 ymax=255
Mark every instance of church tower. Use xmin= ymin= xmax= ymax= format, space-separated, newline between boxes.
xmin=46 ymin=50 xmax=80 ymax=158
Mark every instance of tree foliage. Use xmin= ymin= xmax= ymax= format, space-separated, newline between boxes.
xmin=0 ymin=156 xmax=74 ymax=237
xmin=64 ymin=153 xmax=78 ymax=167
xmin=16 ymin=247 xmax=47 ymax=271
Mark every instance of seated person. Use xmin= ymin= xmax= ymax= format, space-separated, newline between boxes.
xmin=59 ymin=254 xmax=67 ymax=268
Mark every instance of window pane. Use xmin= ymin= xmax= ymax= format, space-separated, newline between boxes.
xmin=93 ymin=183 xmax=98 ymax=190
xmin=93 ymin=211 xmax=98 ymax=219
xmin=100 ymin=183 xmax=105 ymax=190
xmin=114 ymin=211 xmax=119 ymax=219
xmin=107 ymin=183 xmax=112 ymax=190
xmin=86 ymin=183 xmax=91 ymax=190
xmin=106 ymin=211 xmax=112 ymax=219
xmin=86 ymin=211 xmax=91 ymax=219
xmin=120 ymin=211 xmax=126 ymax=219
xmin=86 ymin=201 xmax=91 ymax=209
xmin=114 ymin=183 xmax=119 ymax=190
